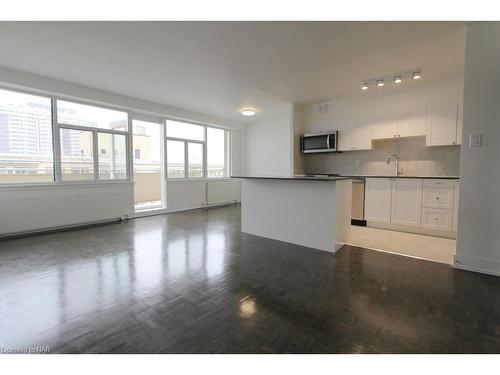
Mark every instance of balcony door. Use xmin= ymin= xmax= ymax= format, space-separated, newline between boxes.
xmin=132 ymin=117 xmax=165 ymax=212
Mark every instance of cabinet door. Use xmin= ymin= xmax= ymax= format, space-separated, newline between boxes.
xmin=452 ymin=180 xmax=460 ymax=232
xmin=390 ymin=178 xmax=423 ymax=226
xmin=426 ymin=102 xmax=458 ymax=146
xmin=365 ymin=178 xmax=392 ymax=223
xmin=397 ymin=107 xmax=427 ymax=137
xmin=353 ymin=115 xmax=372 ymax=150
xmin=336 ymin=118 xmax=354 ymax=151
xmin=456 ymin=102 xmax=463 ymax=145
xmin=371 ymin=111 xmax=397 ymax=140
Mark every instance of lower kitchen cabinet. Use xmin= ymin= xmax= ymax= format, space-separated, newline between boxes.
xmin=421 ymin=207 xmax=453 ymax=231
xmin=390 ymin=178 xmax=423 ymax=226
xmin=364 ymin=177 xmax=459 ymax=237
xmin=365 ymin=178 xmax=392 ymax=223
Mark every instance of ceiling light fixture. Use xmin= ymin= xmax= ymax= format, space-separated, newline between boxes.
xmin=361 ymin=83 xmax=369 ymax=90
xmin=412 ymin=71 xmax=422 ymax=80
xmin=376 ymin=79 xmax=384 ymax=87
xmin=241 ymin=109 xmax=256 ymax=117
xmin=394 ymin=76 xmax=402 ymax=84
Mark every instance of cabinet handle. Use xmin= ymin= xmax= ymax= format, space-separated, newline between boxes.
xmin=398 ymin=134 xmax=401 ymax=137
xmin=434 ymin=217 xmax=438 ymax=221
xmin=435 ymin=197 xmax=439 ymax=200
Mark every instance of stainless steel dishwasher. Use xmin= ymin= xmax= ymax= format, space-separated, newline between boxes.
xmin=351 ymin=178 xmax=366 ymax=226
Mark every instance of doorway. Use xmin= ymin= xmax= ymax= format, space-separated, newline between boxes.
xmin=132 ymin=118 xmax=165 ymax=212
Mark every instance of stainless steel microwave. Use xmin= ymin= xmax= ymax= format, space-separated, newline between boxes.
xmin=301 ymin=131 xmax=338 ymax=153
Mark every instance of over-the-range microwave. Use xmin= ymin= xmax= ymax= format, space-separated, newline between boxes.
xmin=301 ymin=131 xmax=338 ymax=153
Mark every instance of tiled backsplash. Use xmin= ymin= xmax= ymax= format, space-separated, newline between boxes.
xmin=303 ymin=136 xmax=460 ymax=176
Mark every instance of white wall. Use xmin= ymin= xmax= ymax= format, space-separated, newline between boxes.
xmin=243 ymin=103 xmax=293 ymax=176
xmin=0 ymin=68 xmax=243 ymax=236
xmin=454 ymin=22 xmax=500 ymax=276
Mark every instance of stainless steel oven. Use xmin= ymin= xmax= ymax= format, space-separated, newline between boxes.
xmin=301 ymin=131 xmax=338 ymax=153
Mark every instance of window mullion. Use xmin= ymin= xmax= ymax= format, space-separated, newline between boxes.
xmin=184 ymin=141 xmax=188 ymax=179
xmin=203 ymin=127 xmax=207 ymax=178
xmin=51 ymin=98 xmax=62 ymax=183
xmin=93 ymin=130 xmax=99 ymax=182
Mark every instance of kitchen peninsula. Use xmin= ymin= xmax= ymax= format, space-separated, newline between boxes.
xmin=232 ymin=176 xmax=352 ymax=252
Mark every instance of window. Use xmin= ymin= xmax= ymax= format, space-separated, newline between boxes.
xmin=166 ymin=120 xmax=204 ymax=141
xmin=57 ymin=100 xmax=128 ymax=130
xmin=0 ymin=88 xmax=54 ymax=184
xmin=165 ymin=120 xmax=230 ymax=179
xmin=188 ymin=143 xmax=203 ymax=178
xmin=98 ymin=133 xmax=127 ymax=180
xmin=60 ymin=128 xmax=94 ymax=181
xmin=57 ymin=100 xmax=129 ymax=182
xmin=167 ymin=140 xmax=185 ymax=178
xmin=207 ymin=127 xmax=228 ymax=178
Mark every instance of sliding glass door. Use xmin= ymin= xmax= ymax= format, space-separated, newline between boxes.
xmin=132 ymin=118 xmax=165 ymax=212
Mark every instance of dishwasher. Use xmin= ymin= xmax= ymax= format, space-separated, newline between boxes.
xmin=351 ymin=178 xmax=367 ymax=226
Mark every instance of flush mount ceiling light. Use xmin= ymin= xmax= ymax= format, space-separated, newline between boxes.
xmin=360 ymin=69 xmax=422 ymax=91
xmin=240 ymin=108 xmax=256 ymax=117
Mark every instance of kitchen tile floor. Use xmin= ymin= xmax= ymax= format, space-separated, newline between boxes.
xmin=0 ymin=205 xmax=498 ymax=353
xmin=348 ymin=225 xmax=456 ymax=264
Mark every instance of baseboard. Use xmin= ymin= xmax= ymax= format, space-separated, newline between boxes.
xmin=0 ymin=218 xmax=122 ymax=241
xmin=367 ymin=221 xmax=456 ymax=239
xmin=453 ymin=254 xmax=500 ymax=277
xmin=351 ymin=219 xmax=367 ymax=226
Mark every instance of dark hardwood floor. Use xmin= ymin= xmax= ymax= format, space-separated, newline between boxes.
xmin=0 ymin=205 xmax=499 ymax=353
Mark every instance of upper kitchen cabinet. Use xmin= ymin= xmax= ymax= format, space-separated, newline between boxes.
xmin=396 ymin=107 xmax=427 ymax=137
xmin=371 ymin=111 xmax=397 ymax=139
xmin=336 ymin=118 xmax=354 ymax=151
xmin=426 ymin=101 xmax=459 ymax=146
xmin=336 ymin=116 xmax=372 ymax=151
xmin=352 ymin=115 xmax=372 ymax=150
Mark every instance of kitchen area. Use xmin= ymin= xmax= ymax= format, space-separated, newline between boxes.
xmin=296 ymin=77 xmax=463 ymax=264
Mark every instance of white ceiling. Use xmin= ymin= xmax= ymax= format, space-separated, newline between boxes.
xmin=0 ymin=22 xmax=466 ymax=123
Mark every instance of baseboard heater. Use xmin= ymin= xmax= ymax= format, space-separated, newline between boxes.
xmin=0 ymin=217 xmax=122 ymax=241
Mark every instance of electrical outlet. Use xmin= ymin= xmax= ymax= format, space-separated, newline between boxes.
xmin=469 ymin=134 xmax=482 ymax=148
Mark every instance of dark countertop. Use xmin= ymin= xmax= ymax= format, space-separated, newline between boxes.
xmin=231 ymin=175 xmax=352 ymax=182
xmin=232 ymin=174 xmax=460 ymax=181
xmin=340 ymin=174 xmax=460 ymax=180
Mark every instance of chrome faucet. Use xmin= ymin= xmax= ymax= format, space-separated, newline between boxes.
xmin=386 ymin=154 xmax=401 ymax=176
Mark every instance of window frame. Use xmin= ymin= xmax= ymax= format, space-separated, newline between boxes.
xmin=0 ymin=86 xmax=56 ymax=186
xmin=55 ymin=99 xmax=131 ymax=184
xmin=165 ymin=119 xmax=230 ymax=180
xmin=0 ymin=84 xmax=232 ymax=188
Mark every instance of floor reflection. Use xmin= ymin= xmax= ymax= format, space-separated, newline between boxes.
xmin=0 ymin=205 xmax=499 ymax=353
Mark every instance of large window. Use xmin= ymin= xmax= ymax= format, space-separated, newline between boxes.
xmin=207 ymin=127 xmax=228 ymax=178
xmin=166 ymin=120 xmax=229 ymax=179
xmin=0 ymin=89 xmax=54 ymax=183
xmin=57 ymin=100 xmax=129 ymax=182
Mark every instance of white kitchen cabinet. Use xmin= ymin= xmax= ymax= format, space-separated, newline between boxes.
xmin=397 ymin=107 xmax=427 ymax=138
xmin=426 ymin=101 xmax=459 ymax=146
xmin=371 ymin=111 xmax=397 ymax=140
xmin=353 ymin=115 xmax=372 ymax=150
xmin=365 ymin=178 xmax=392 ymax=223
xmin=456 ymin=102 xmax=463 ymax=145
xmin=336 ymin=118 xmax=354 ymax=151
xmin=453 ymin=180 xmax=460 ymax=232
xmin=390 ymin=178 xmax=423 ymax=226
xmin=421 ymin=208 xmax=453 ymax=231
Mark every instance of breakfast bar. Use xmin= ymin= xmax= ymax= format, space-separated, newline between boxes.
xmin=233 ymin=176 xmax=352 ymax=252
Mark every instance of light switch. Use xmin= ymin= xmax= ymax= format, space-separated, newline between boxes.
xmin=469 ymin=134 xmax=482 ymax=148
